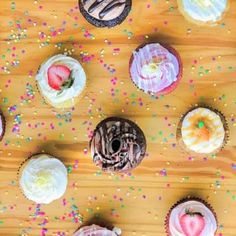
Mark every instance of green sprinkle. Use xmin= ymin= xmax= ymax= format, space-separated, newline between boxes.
xmin=198 ymin=121 xmax=205 ymax=128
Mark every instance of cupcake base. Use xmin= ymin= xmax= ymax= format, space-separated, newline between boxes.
xmin=129 ymin=43 xmax=183 ymax=97
xmin=176 ymin=104 xmax=229 ymax=155
xmin=165 ymin=197 xmax=218 ymax=236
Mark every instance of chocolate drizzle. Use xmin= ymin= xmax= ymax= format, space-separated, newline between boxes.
xmin=90 ymin=117 xmax=146 ymax=172
xmin=84 ymin=0 xmax=126 ymax=20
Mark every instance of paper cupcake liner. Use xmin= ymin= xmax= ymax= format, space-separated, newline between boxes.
xmin=177 ymin=0 xmax=230 ymax=27
xmin=176 ymin=104 xmax=229 ymax=155
xmin=165 ymin=196 xmax=218 ymax=236
xmin=129 ymin=42 xmax=183 ymax=97
xmin=36 ymin=56 xmax=87 ymax=109
xmin=0 ymin=110 xmax=6 ymax=142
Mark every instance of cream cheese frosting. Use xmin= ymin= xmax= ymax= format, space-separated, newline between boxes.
xmin=169 ymin=200 xmax=217 ymax=236
xmin=36 ymin=54 xmax=86 ymax=107
xmin=130 ymin=43 xmax=180 ymax=94
xmin=19 ymin=154 xmax=68 ymax=204
xmin=180 ymin=0 xmax=228 ymax=23
xmin=181 ymin=107 xmax=225 ymax=154
xmin=73 ymin=224 xmax=121 ymax=236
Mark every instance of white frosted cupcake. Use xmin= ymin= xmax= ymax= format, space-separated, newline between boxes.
xmin=166 ymin=198 xmax=217 ymax=236
xmin=36 ymin=54 xmax=86 ymax=108
xmin=19 ymin=154 xmax=68 ymax=204
xmin=73 ymin=224 xmax=121 ymax=236
xmin=177 ymin=106 xmax=228 ymax=154
xmin=177 ymin=0 xmax=229 ymax=26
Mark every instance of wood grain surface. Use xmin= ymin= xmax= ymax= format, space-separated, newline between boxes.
xmin=0 ymin=0 xmax=236 ymax=235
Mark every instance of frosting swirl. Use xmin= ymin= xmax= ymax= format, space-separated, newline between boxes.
xmin=36 ymin=54 xmax=86 ymax=107
xmin=130 ymin=43 xmax=180 ymax=94
xmin=169 ymin=200 xmax=217 ymax=236
xmin=181 ymin=107 xmax=225 ymax=154
xmin=19 ymin=154 xmax=68 ymax=204
xmin=90 ymin=117 xmax=146 ymax=172
xmin=73 ymin=225 xmax=121 ymax=236
xmin=180 ymin=0 xmax=228 ymax=23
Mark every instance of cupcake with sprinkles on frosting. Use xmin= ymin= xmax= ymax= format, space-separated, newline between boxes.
xmin=36 ymin=54 xmax=86 ymax=109
xmin=177 ymin=106 xmax=228 ymax=154
xmin=177 ymin=0 xmax=229 ymax=26
xmin=166 ymin=197 xmax=218 ymax=236
xmin=19 ymin=154 xmax=68 ymax=204
xmin=73 ymin=224 xmax=121 ymax=236
xmin=129 ymin=43 xmax=182 ymax=96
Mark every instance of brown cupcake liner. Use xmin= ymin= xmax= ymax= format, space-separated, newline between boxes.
xmin=176 ymin=104 xmax=229 ymax=156
xmin=129 ymin=42 xmax=183 ymax=97
xmin=0 ymin=110 xmax=6 ymax=142
xmin=177 ymin=0 xmax=230 ymax=27
xmin=165 ymin=196 xmax=218 ymax=236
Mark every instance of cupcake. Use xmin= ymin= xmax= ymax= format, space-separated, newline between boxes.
xmin=36 ymin=54 xmax=86 ymax=109
xmin=19 ymin=154 xmax=68 ymax=204
xmin=0 ymin=111 xmax=6 ymax=141
xmin=90 ymin=117 xmax=146 ymax=172
xmin=129 ymin=43 xmax=182 ymax=96
xmin=166 ymin=198 xmax=217 ymax=236
xmin=73 ymin=224 xmax=121 ymax=236
xmin=177 ymin=0 xmax=229 ymax=26
xmin=79 ymin=0 xmax=132 ymax=28
xmin=177 ymin=106 xmax=228 ymax=154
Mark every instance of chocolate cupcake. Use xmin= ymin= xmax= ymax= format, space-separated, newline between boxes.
xmin=165 ymin=197 xmax=218 ymax=236
xmin=79 ymin=0 xmax=132 ymax=28
xmin=177 ymin=105 xmax=228 ymax=155
xmin=129 ymin=43 xmax=182 ymax=97
xmin=90 ymin=117 xmax=146 ymax=172
xmin=0 ymin=111 xmax=6 ymax=141
xmin=73 ymin=224 xmax=121 ymax=236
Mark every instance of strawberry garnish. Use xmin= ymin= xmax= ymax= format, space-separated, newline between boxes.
xmin=47 ymin=65 xmax=74 ymax=91
xmin=180 ymin=209 xmax=205 ymax=236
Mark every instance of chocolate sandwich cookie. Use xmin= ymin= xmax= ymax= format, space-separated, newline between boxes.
xmin=0 ymin=111 xmax=6 ymax=141
xmin=79 ymin=0 xmax=132 ymax=28
xmin=90 ymin=117 xmax=146 ymax=172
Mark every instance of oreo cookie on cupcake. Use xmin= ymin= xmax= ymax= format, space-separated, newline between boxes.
xmin=129 ymin=43 xmax=182 ymax=97
xmin=0 ymin=111 xmax=6 ymax=141
xmin=90 ymin=117 xmax=146 ymax=172
xmin=79 ymin=0 xmax=132 ymax=28
xmin=166 ymin=197 xmax=218 ymax=236
xmin=73 ymin=224 xmax=121 ymax=236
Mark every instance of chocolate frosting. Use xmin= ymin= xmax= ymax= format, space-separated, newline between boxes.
xmin=83 ymin=0 xmax=127 ymax=21
xmin=90 ymin=117 xmax=146 ymax=172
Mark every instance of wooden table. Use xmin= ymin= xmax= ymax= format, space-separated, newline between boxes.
xmin=0 ymin=0 xmax=235 ymax=235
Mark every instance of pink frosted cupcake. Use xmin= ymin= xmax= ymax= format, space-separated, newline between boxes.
xmin=73 ymin=224 xmax=121 ymax=236
xmin=166 ymin=198 xmax=218 ymax=236
xmin=129 ymin=43 xmax=182 ymax=96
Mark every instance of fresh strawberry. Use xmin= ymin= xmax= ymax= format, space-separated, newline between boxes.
xmin=47 ymin=65 xmax=73 ymax=91
xmin=180 ymin=210 xmax=205 ymax=236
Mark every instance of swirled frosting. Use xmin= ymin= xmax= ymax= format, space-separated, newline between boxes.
xmin=73 ymin=225 xmax=121 ymax=236
xmin=181 ymin=107 xmax=225 ymax=154
xmin=130 ymin=43 xmax=180 ymax=94
xmin=90 ymin=117 xmax=146 ymax=172
xmin=168 ymin=200 xmax=217 ymax=236
xmin=36 ymin=54 xmax=86 ymax=107
xmin=19 ymin=154 xmax=68 ymax=204
xmin=180 ymin=0 xmax=228 ymax=23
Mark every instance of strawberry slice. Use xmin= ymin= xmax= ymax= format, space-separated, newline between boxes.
xmin=47 ymin=65 xmax=72 ymax=91
xmin=180 ymin=210 xmax=205 ymax=236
